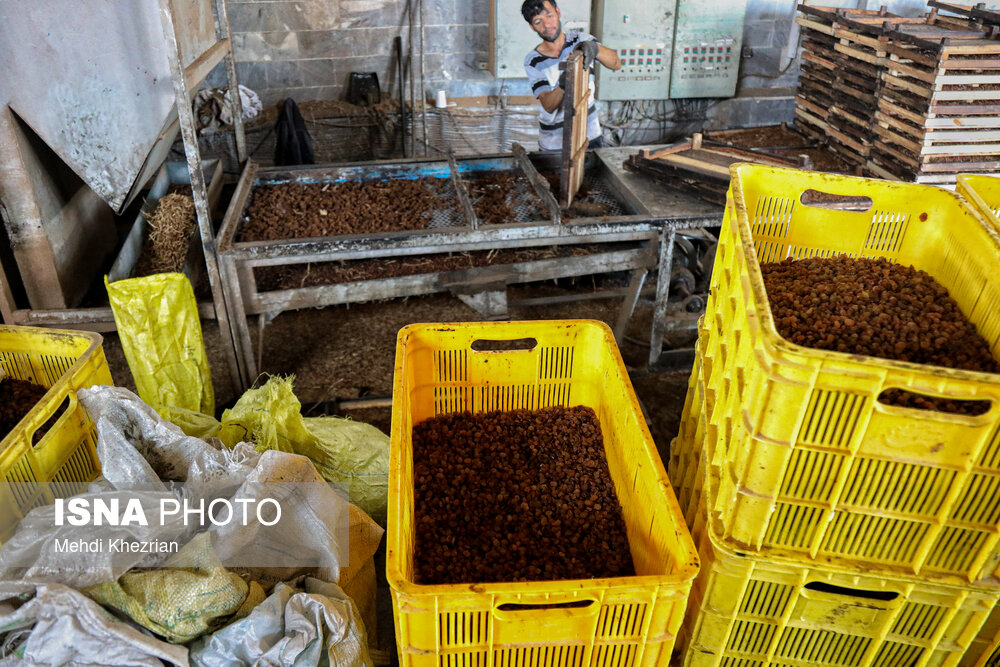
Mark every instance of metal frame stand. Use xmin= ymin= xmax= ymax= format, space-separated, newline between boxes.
xmin=156 ymin=0 xmax=248 ymax=394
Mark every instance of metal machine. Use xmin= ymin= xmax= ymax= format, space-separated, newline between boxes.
xmin=590 ymin=0 xmax=679 ymax=100
xmin=669 ymin=0 xmax=749 ymax=98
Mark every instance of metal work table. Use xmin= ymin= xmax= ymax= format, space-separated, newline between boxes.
xmin=594 ymin=146 xmax=722 ymax=220
xmin=216 ymin=146 xmax=722 ymax=391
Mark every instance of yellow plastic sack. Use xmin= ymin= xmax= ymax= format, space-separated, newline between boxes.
xmin=84 ymin=533 xmax=265 ymax=643
xmin=106 ymin=273 xmax=214 ymax=415
xmin=163 ymin=376 xmax=389 ymax=525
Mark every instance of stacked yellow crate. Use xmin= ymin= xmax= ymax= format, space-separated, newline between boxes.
xmin=669 ymin=164 xmax=1000 ymax=666
xmin=387 ymin=321 xmax=701 ymax=667
xmin=0 ymin=326 xmax=112 ymax=543
xmin=956 ymin=174 xmax=1000 ymax=667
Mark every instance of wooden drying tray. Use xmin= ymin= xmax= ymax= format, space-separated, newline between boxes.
xmin=625 ymin=133 xmax=809 ymax=206
xmin=928 ymin=1 xmax=1000 ymax=27
xmin=559 ymin=50 xmax=588 ymax=208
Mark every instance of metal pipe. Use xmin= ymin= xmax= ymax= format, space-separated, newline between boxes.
xmin=407 ymin=0 xmax=416 ymax=158
xmin=214 ymin=0 xmax=246 ymax=163
xmin=447 ymin=153 xmax=479 ymax=230
xmin=395 ymin=36 xmax=407 ymax=158
xmin=512 ymin=143 xmax=561 ymax=225
xmin=419 ymin=0 xmax=428 ymax=156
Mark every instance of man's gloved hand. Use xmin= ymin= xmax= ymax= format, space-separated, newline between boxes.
xmin=575 ymin=39 xmax=600 ymax=70
xmin=557 ymin=70 xmax=567 ymax=90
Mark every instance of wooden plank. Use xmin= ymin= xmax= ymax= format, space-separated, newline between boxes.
xmin=643 ymin=140 xmax=693 ymax=160
xmin=832 ymin=80 xmax=878 ymax=106
xmin=882 ymin=71 xmax=934 ymax=97
xmin=797 ymin=95 xmax=832 ymax=119
xmin=879 ymin=99 xmax=928 ymax=126
xmin=872 ymin=139 xmax=922 ymax=169
xmin=794 ymin=107 xmax=830 ymax=132
xmin=937 ymin=73 xmax=1000 ymax=85
xmin=922 ymin=128 xmax=1000 ymax=143
xmin=657 ymin=154 xmax=733 ymax=178
xmin=834 ymin=28 xmax=885 ymax=51
xmin=865 ymin=159 xmax=907 ymax=181
xmin=835 ymin=68 xmax=880 ymax=92
xmin=827 ymin=125 xmax=872 ymax=155
xmin=559 ymin=50 xmax=587 ymax=208
xmin=796 ymin=16 xmax=836 ymax=36
xmin=923 ymin=114 xmax=1000 ymax=128
xmin=802 ymin=50 xmax=838 ymax=70
xmin=883 ymin=42 xmax=941 ymax=68
xmin=939 ymin=57 xmax=1000 ymax=70
xmin=834 ymin=42 xmax=880 ymax=66
xmin=921 ymin=142 xmax=1000 ymax=155
xmin=885 ymin=58 xmax=941 ymax=84
xmin=831 ymin=104 xmax=869 ymax=125
xmin=932 ymin=88 xmax=1000 ymax=101
xmin=919 ymin=158 xmax=1000 ymax=172
xmin=183 ymin=38 xmax=230 ymax=93
xmin=873 ymin=123 xmax=924 ymax=153
xmin=929 ymin=100 xmax=1000 ymax=114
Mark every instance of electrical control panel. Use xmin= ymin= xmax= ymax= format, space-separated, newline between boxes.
xmin=669 ymin=0 xmax=748 ymax=98
xmin=490 ymin=0 xmax=592 ymax=77
xmin=590 ymin=0 xmax=678 ymax=100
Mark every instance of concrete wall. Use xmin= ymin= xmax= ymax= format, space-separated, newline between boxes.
xmin=210 ymin=0 xmax=995 ymax=132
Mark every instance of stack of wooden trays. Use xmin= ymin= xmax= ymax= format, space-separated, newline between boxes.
xmin=793 ymin=6 xmax=842 ymax=144
xmin=795 ymin=7 xmax=924 ymax=169
xmin=867 ymin=19 xmax=1000 ymax=186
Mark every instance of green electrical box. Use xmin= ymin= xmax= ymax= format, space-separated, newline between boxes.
xmin=670 ymin=0 xmax=748 ymax=98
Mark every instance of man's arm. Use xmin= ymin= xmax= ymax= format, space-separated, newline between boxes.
xmin=596 ymin=43 xmax=621 ymax=70
xmin=538 ymin=85 xmax=564 ymax=114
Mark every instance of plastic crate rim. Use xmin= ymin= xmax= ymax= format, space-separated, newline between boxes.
xmin=0 ymin=325 xmax=104 ymax=454
xmin=386 ymin=319 xmax=700 ymax=595
xmin=726 ymin=162 xmax=1000 ymax=387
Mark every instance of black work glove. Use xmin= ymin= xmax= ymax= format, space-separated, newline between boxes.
xmin=575 ymin=39 xmax=599 ymax=70
xmin=557 ymin=70 xmax=566 ymax=90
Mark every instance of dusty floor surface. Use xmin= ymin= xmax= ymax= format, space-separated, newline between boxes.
xmin=101 ymin=286 xmax=697 ymax=448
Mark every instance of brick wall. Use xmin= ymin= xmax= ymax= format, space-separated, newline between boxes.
xmin=211 ymin=0 xmax=495 ymax=107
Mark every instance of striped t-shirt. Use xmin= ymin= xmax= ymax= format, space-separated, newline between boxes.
xmin=524 ymin=32 xmax=601 ymax=151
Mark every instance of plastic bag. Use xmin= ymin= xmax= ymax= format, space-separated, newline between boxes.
xmin=107 ymin=273 xmax=214 ymax=415
xmin=165 ymin=376 xmax=390 ymax=526
xmin=0 ymin=581 xmax=188 ymax=666
xmin=0 ymin=386 xmax=349 ymax=590
xmin=188 ymin=577 xmax=372 ymax=667
xmin=84 ymin=533 xmax=263 ymax=643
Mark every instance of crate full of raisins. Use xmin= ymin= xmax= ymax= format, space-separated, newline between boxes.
xmin=387 ymin=320 xmax=700 ymax=667
xmin=696 ymin=163 xmax=1000 ymax=582
xmin=0 ymin=325 xmax=113 ymax=543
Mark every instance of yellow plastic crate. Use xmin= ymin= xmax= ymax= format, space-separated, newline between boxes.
xmin=0 ymin=326 xmax=112 ymax=542
xmin=669 ymin=317 xmax=714 ymax=526
xmin=680 ymin=515 xmax=1000 ymax=667
xmin=960 ymin=604 xmax=1000 ymax=667
xmin=387 ymin=321 xmax=700 ymax=667
xmin=701 ymin=164 xmax=1000 ymax=580
xmin=958 ymin=175 xmax=1000 ymax=231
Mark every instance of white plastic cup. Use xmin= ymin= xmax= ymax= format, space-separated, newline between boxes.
xmin=435 ymin=90 xmax=448 ymax=108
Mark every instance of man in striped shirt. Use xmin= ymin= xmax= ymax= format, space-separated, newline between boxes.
xmin=522 ymin=0 xmax=621 ymax=151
